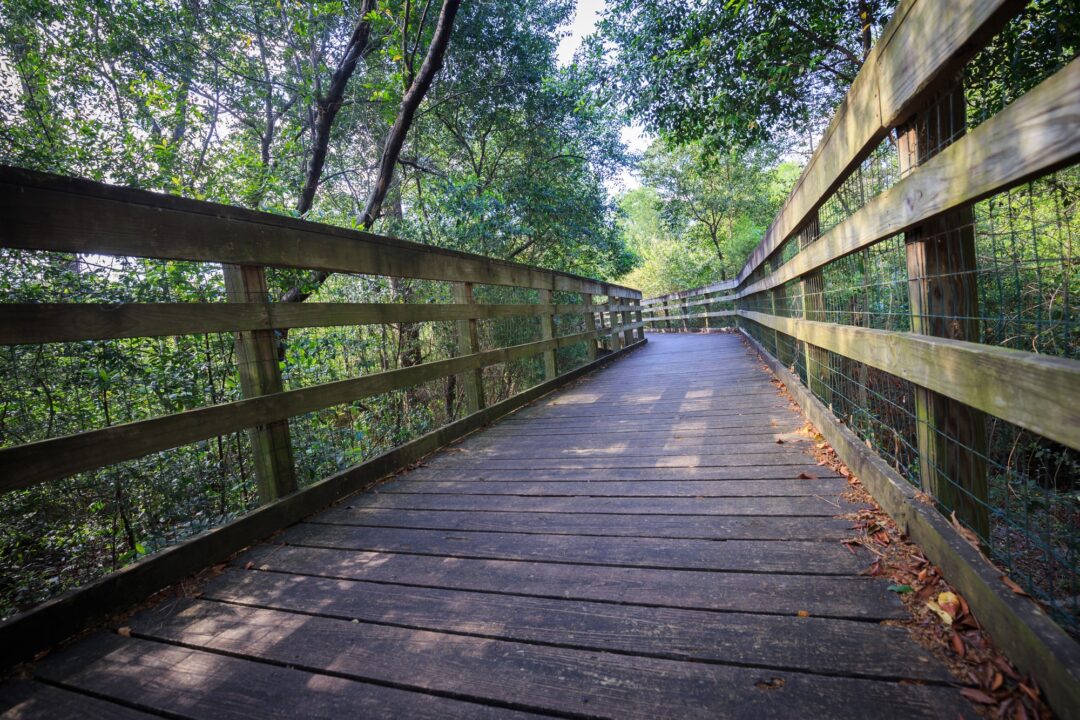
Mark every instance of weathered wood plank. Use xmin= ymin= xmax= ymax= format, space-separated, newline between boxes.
xmin=279 ymin=524 xmax=870 ymax=573
xmin=238 ymin=544 xmax=906 ymax=619
xmin=310 ymin=507 xmax=856 ymax=540
xmin=377 ymin=479 xmax=849 ymax=497
xmin=397 ymin=465 xmax=844 ymax=483
xmin=36 ymin=634 xmax=540 ymax=720
xmin=740 ymin=311 xmax=1080 ymax=451
xmin=194 ymin=570 xmax=947 ymax=681
xmin=0 ymin=681 xmax=158 ymax=720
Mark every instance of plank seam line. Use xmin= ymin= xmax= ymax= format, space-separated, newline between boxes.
xmin=229 ymin=565 xmax=903 ymax=622
xmin=34 ymin=678 xmax=191 ymax=720
xmin=303 ymin=520 xmax=851 ymax=541
xmin=328 ymin=508 xmax=845 ymax=517
xmin=270 ymin=541 xmax=867 ymax=575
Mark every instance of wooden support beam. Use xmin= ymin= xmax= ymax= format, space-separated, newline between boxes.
xmin=222 ymin=265 xmax=296 ymax=504
xmin=582 ymin=293 xmax=598 ymax=361
xmin=538 ymin=289 xmax=558 ymax=380
xmin=798 ymin=215 xmax=831 ymax=406
xmin=634 ymin=299 xmax=644 ymax=340
xmin=453 ymin=282 xmax=485 ymax=415
xmin=900 ymin=85 xmax=989 ymax=539
xmin=608 ymin=300 xmax=622 ymax=351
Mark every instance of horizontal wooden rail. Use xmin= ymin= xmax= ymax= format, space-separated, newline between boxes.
xmin=643 ymin=311 xmax=735 ymax=324
xmin=734 ymin=0 xmax=1022 ymax=285
xmin=0 ymin=329 xmax=616 ymax=490
xmin=640 ymin=280 xmax=736 ymax=306
xmin=0 ymin=166 xmax=639 ymax=299
xmin=738 ymin=311 xmax=1080 ymax=452
xmin=0 ymin=302 xmax=604 ymax=345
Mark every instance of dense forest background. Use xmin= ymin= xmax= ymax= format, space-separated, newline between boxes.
xmin=1 ymin=0 xmax=1077 ymax=628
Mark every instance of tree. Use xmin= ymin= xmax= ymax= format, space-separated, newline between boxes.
xmin=592 ymin=0 xmax=896 ymax=152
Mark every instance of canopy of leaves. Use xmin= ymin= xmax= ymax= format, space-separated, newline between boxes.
xmin=592 ymin=0 xmax=896 ymax=150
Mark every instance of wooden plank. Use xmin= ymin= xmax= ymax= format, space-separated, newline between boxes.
xmin=223 ymin=264 xmax=296 ymax=503
xmin=0 ymin=166 xmax=640 ymax=298
xmin=0 ymin=340 xmax=646 ymax=669
xmin=119 ymin=599 xmax=967 ymax=719
xmin=0 ymin=302 xmax=596 ymax=345
xmin=239 ymin=544 xmax=906 ymax=620
xmin=310 ymin=507 xmax=856 ymax=540
xmin=739 ymin=311 xmax=1080 ymax=451
xmin=0 ymin=681 xmax=159 ymax=720
xmin=35 ymin=635 xmax=539 ymax=720
xmin=398 ymin=465 xmax=845 ymax=483
xmin=195 ymin=570 xmax=948 ymax=681
xmin=279 ymin=524 xmax=870 ymax=573
xmin=411 ymin=454 xmax=821 ymax=470
xmin=0 ymin=330 xmax=601 ymax=490
xmin=347 ymin=494 xmax=858 ymax=517
xmin=742 ymin=328 xmax=1080 ymax=716
xmin=378 ymin=479 xmax=849 ymax=497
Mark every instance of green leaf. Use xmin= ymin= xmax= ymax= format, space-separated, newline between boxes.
xmin=887 ymin=584 xmax=914 ymax=594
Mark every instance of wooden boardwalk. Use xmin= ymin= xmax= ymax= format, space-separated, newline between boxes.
xmin=1 ymin=334 xmax=972 ymax=719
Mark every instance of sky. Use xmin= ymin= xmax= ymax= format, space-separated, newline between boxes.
xmin=556 ymin=0 xmax=649 ymax=191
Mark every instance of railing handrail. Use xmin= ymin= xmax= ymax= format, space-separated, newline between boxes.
xmin=0 ymin=165 xmax=640 ymax=299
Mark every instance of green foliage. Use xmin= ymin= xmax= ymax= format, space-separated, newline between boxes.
xmin=592 ymin=0 xmax=897 ymax=150
xmin=618 ymin=141 xmax=791 ymax=296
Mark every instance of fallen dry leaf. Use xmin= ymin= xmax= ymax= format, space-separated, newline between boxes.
xmin=950 ymin=632 xmax=965 ymax=657
xmin=1000 ymin=575 xmax=1029 ymax=597
xmin=117 ymin=626 xmax=132 ymax=637
xmin=796 ymin=472 xmax=817 ymax=480
xmin=937 ymin=591 xmax=961 ymax=619
xmin=960 ymin=688 xmax=996 ymax=705
xmin=926 ymin=600 xmax=953 ymax=626
xmin=796 ymin=610 xmax=810 ymax=618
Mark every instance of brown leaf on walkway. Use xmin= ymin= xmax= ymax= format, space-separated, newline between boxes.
xmin=960 ymin=688 xmax=996 ymax=704
xmin=950 ymin=632 xmax=965 ymax=657
xmin=117 ymin=626 xmax=132 ymax=637
xmin=797 ymin=471 xmax=817 ymax=479
xmin=1000 ymin=575 xmax=1029 ymax=596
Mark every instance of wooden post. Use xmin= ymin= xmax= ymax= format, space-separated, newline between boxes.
xmin=582 ymin=293 xmax=599 ymax=361
xmin=900 ymin=86 xmax=989 ymax=539
xmin=538 ymin=288 xmax=558 ymax=380
xmin=798 ymin=213 xmax=831 ymax=406
xmin=680 ymin=299 xmax=689 ymax=332
xmin=608 ymin=299 xmax=623 ymax=351
xmin=634 ymin=299 xmax=644 ymax=341
xmin=222 ymin=264 xmax=296 ymax=504
xmin=622 ymin=299 xmax=634 ymax=347
xmin=772 ymin=284 xmax=790 ymax=366
xmin=453 ymin=282 xmax=485 ymax=414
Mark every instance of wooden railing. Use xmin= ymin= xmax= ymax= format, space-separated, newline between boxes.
xmin=644 ymin=0 xmax=1080 ymax=713
xmin=0 ymin=165 xmax=644 ymax=663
